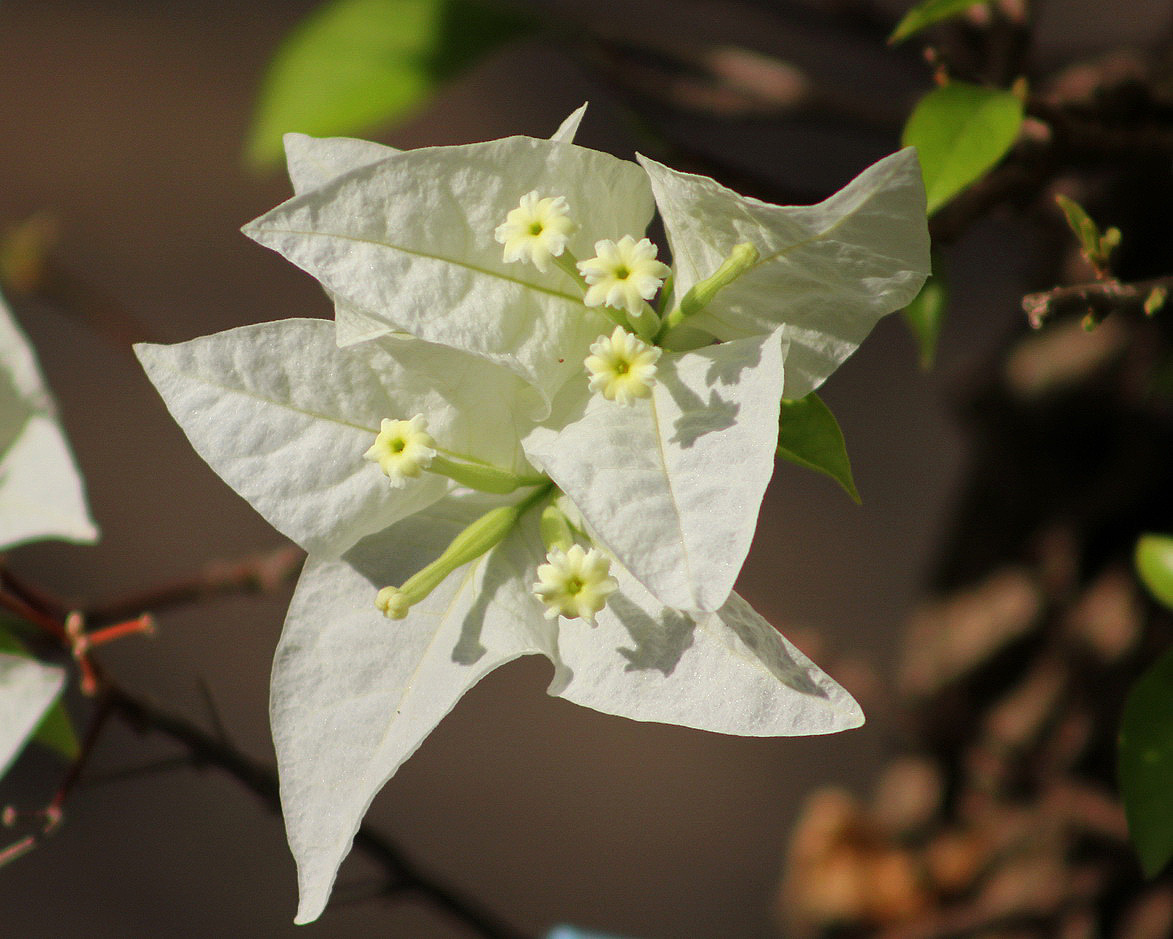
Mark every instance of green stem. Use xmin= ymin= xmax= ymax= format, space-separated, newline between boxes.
xmin=430 ymin=453 xmax=547 ymax=494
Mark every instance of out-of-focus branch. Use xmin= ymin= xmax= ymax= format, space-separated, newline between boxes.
xmin=0 ymin=214 xmax=155 ymax=347
xmin=84 ymin=543 xmax=305 ymax=626
xmin=0 ymin=553 xmax=531 ymax=939
xmin=1026 ymin=96 xmax=1173 ymax=159
xmin=1022 ymin=274 xmax=1173 ymax=329
xmin=103 ymin=682 xmax=532 ymax=939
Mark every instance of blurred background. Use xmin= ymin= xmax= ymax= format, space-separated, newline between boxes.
xmin=0 ymin=1 xmax=1169 ymax=936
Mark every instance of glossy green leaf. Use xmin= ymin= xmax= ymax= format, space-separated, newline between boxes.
xmin=1120 ymin=646 xmax=1173 ymax=877
xmin=902 ymin=261 xmax=947 ymax=370
xmin=247 ymin=0 xmax=536 ymax=166
xmin=1137 ymin=534 xmax=1173 ymax=610
xmin=902 ymin=82 xmax=1023 ymax=215
xmin=0 ymin=626 xmax=76 ymax=761
xmin=890 ymin=0 xmax=991 ymax=44
xmin=776 ymin=394 xmax=859 ymax=503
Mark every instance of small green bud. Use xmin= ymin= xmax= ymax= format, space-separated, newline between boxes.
xmin=375 ymin=483 xmax=552 ymax=619
xmin=1144 ymin=285 xmax=1167 ymax=317
xmin=539 ymin=504 xmax=575 ymax=553
xmin=657 ymin=242 xmax=759 ymax=341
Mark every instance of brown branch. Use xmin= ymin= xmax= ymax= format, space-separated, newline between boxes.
xmin=102 ymin=681 xmax=532 ymax=938
xmin=1021 ymin=274 xmax=1173 ymax=329
xmin=1026 ymin=96 xmax=1173 ymax=159
xmin=0 ymin=554 xmax=531 ymax=937
xmin=84 ymin=543 xmax=305 ymax=626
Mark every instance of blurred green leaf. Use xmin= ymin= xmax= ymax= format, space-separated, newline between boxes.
xmin=902 ymin=82 xmax=1023 ymax=215
xmin=1120 ymin=646 xmax=1173 ymax=877
xmin=1144 ymin=286 xmax=1168 ymax=317
xmin=1137 ymin=534 xmax=1173 ymax=610
xmin=0 ymin=625 xmax=77 ymax=760
xmin=1055 ymin=194 xmax=1120 ymax=274
xmin=1055 ymin=194 xmax=1100 ymax=258
xmin=30 ymin=694 xmax=79 ymax=761
xmin=901 ymin=259 xmax=948 ymax=369
xmin=890 ymin=0 xmax=991 ymax=44
xmin=777 ymin=394 xmax=860 ymax=504
xmin=248 ymin=0 xmax=537 ymax=167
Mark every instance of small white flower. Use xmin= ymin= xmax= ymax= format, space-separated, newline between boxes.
xmin=577 ymin=235 xmax=670 ymax=316
xmin=363 ymin=415 xmax=436 ymax=487
xmin=584 ymin=326 xmax=662 ymax=405
xmin=494 ymin=191 xmax=577 ymax=273
xmin=533 ymin=544 xmax=618 ymax=623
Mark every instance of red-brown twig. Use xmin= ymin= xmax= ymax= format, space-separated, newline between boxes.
xmin=1022 ymin=275 xmax=1173 ymax=329
xmin=0 ymin=549 xmax=530 ymax=938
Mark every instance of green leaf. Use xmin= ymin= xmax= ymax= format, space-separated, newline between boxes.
xmin=776 ymin=394 xmax=860 ymax=504
xmin=1120 ymin=646 xmax=1173 ymax=877
xmin=1055 ymin=195 xmax=1101 ymax=260
xmin=0 ymin=625 xmax=77 ymax=760
xmin=247 ymin=0 xmax=537 ymax=167
xmin=901 ymin=82 xmax=1023 ymax=215
xmin=902 ymin=260 xmax=948 ymax=369
xmin=30 ymin=695 xmax=79 ymax=760
xmin=1055 ymin=195 xmax=1120 ymax=273
xmin=1137 ymin=534 xmax=1173 ymax=610
xmin=890 ymin=0 xmax=991 ymax=44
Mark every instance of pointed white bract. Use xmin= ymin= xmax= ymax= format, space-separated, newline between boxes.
xmin=638 ymin=149 xmax=930 ymax=399
xmin=281 ymin=105 xmax=588 ymax=350
xmin=272 ymin=502 xmax=861 ymax=924
xmin=142 ymin=105 xmax=929 ymax=923
xmin=0 ymin=291 xmax=98 ymax=550
xmin=0 ymin=653 xmax=65 ymax=779
xmin=136 ymin=319 xmax=534 ymax=557
xmin=526 ymin=330 xmax=786 ymax=612
xmin=247 ymin=135 xmax=654 ymax=404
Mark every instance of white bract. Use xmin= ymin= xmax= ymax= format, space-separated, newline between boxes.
xmin=136 ymin=322 xmax=859 ymax=925
xmin=141 ymin=105 xmax=929 ymax=923
xmin=0 ymin=652 xmax=65 ymax=779
xmin=0 ymin=291 xmax=98 ymax=550
xmin=0 ymin=290 xmax=93 ymax=783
